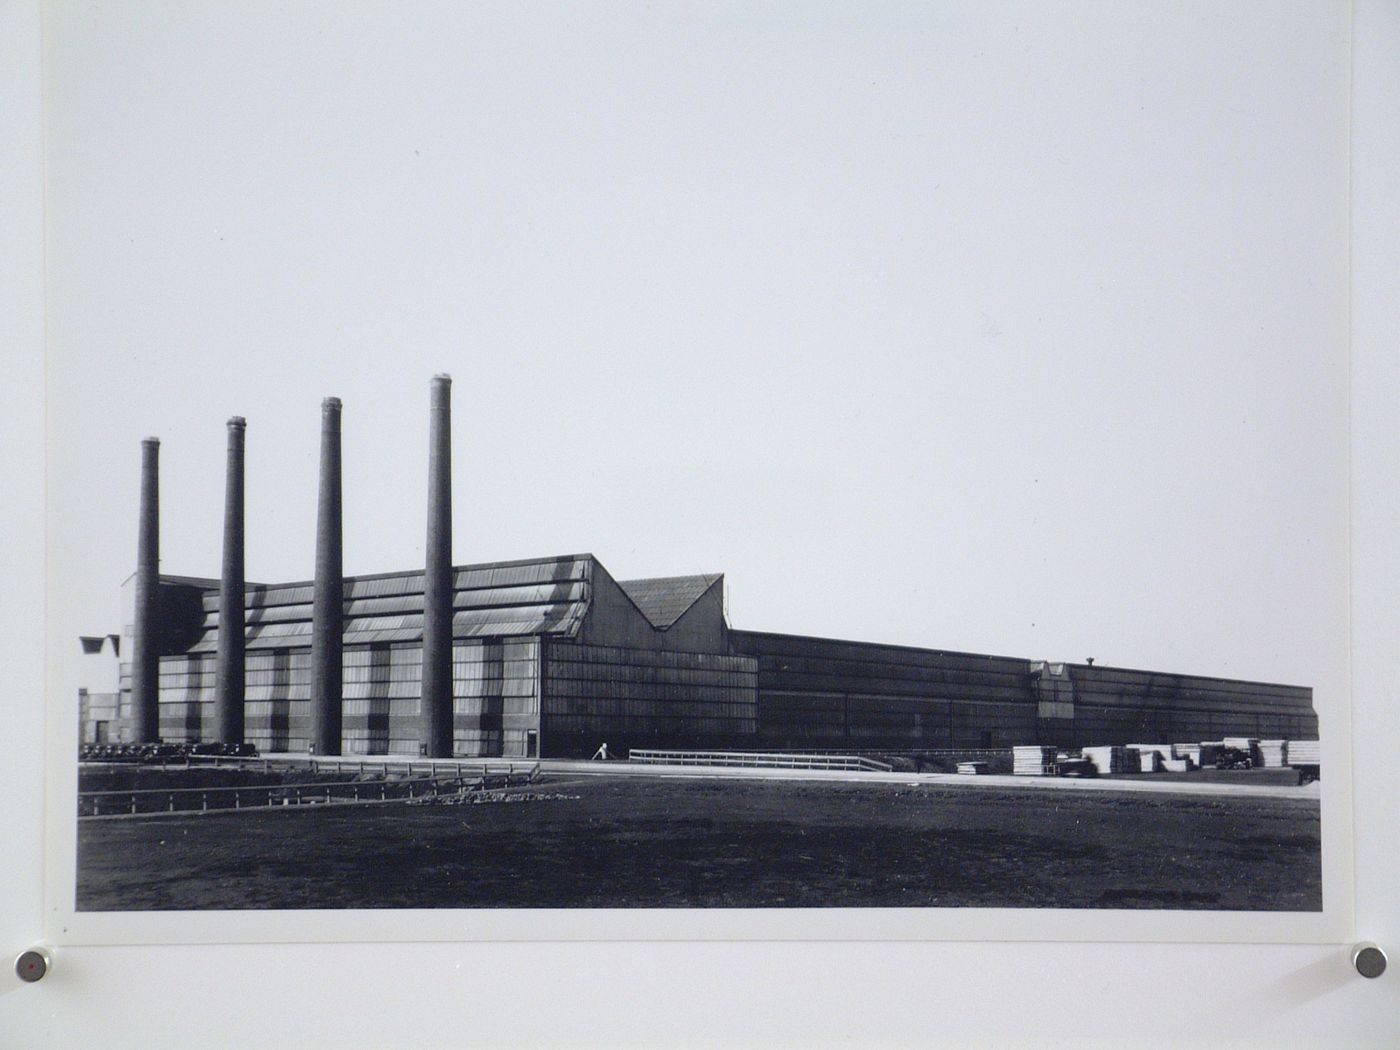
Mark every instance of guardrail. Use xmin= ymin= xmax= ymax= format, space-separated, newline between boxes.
xmin=626 ymin=749 xmax=893 ymax=773
xmin=78 ymin=763 xmax=540 ymax=818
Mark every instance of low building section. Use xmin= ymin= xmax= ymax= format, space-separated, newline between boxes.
xmin=731 ymin=631 xmax=1036 ymax=750
xmin=107 ymin=553 xmax=1316 ymax=758
xmin=1032 ymin=661 xmax=1316 ymax=747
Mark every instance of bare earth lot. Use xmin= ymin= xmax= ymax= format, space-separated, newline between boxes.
xmin=76 ymin=775 xmax=1321 ymax=911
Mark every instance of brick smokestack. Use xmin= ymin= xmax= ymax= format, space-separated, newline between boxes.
xmin=420 ymin=374 xmax=454 ymax=758
xmin=213 ymin=416 xmax=246 ymax=745
xmin=130 ymin=437 xmax=161 ymax=743
xmin=310 ymin=397 xmax=343 ymax=755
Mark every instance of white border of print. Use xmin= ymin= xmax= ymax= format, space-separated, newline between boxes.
xmin=38 ymin=1 xmax=1355 ymax=949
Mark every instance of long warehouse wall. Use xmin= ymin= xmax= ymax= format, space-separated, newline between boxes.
xmin=729 ymin=631 xmax=1039 ymax=749
xmin=730 ymin=635 xmax=1318 ymax=751
xmin=1050 ymin=662 xmax=1318 ymax=747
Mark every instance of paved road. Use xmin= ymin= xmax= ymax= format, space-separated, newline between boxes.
xmin=541 ymin=759 xmax=1321 ymax=801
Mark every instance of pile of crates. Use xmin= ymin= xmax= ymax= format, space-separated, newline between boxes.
xmin=1079 ymin=745 xmax=1130 ymax=774
xmin=1007 ymin=738 xmax=1321 ymax=778
xmin=1287 ymin=739 xmax=1320 ymax=765
xmin=1012 ymin=746 xmax=1058 ymax=776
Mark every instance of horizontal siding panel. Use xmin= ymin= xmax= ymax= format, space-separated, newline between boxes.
xmin=1070 ymin=667 xmax=1310 ymax=699
xmin=732 ymin=631 xmax=1032 ymax=676
xmin=752 ymin=654 xmax=1032 ymax=688
xmin=756 ymin=673 xmax=1030 ymax=703
xmin=551 ymin=643 xmax=754 ymax=672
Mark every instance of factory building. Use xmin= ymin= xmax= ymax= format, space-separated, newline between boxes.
xmin=92 ymin=376 xmax=1318 ymax=759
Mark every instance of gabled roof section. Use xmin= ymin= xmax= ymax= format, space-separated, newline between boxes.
xmin=617 ymin=574 xmax=722 ymax=630
xmin=183 ymin=554 xmax=595 ymax=652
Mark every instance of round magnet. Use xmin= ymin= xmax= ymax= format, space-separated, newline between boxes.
xmin=1352 ymin=942 xmax=1387 ymax=980
xmin=15 ymin=948 xmax=50 ymax=983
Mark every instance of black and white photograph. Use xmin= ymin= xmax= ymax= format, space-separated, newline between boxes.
xmin=41 ymin=1 xmax=1349 ymax=937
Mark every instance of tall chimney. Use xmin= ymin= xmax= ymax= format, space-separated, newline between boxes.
xmin=420 ymin=374 xmax=454 ymax=758
xmin=130 ymin=437 xmax=161 ymax=743
xmin=213 ymin=416 xmax=246 ymax=745
xmin=310 ymin=397 xmax=343 ymax=755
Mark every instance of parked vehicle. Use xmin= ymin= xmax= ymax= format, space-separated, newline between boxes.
xmin=1214 ymin=746 xmax=1253 ymax=770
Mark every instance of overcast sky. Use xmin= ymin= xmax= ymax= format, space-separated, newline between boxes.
xmin=45 ymin=1 xmax=1349 ymax=697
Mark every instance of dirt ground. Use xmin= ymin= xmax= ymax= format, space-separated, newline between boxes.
xmin=76 ymin=774 xmax=1322 ymax=911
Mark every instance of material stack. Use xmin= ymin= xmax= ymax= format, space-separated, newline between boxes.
xmin=955 ymin=761 xmax=987 ymax=775
xmin=1160 ymin=756 xmax=1194 ymax=772
xmin=1080 ymin=745 xmax=1130 ymax=774
xmin=1197 ymin=742 xmax=1222 ymax=767
xmin=1172 ymin=743 xmax=1202 ymax=765
xmin=1013 ymin=745 xmax=1058 ymax=776
xmin=1288 ymin=739 xmax=1321 ymax=766
xmin=1256 ymin=740 xmax=1288 ymax=768
xmin=1132 ymin=748 xmax=1163 ymax=773
xmin=1128 ymin=743 xmax=1173 ymax=762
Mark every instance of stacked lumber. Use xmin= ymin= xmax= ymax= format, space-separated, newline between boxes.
xmin=1133 ymin=748 xmax=1163 ymax=773
xmin=1197 ymin=742 xmax=1223 ymax=767
xmin=1288 ymin=739 xmax=1321 ymax=766
xmin=1128 ymin=743 xmax=1172 ymax=757
xmin=1080 ymin=745 xmax=1131 ymax=774
xmin=1128 ymin=743 xmax=1174 ymax=766
xmin=955 ymin=761 xmax=987 ymax=775
xmin=1161 ymin=757 xmax=1194 ymax=772
xmin=1013 ymin=745 xmax=1057 ymax=776
xmin=1172 ymin=743 xmax=1202 ymax=764
xmin=1257 ymin=740 xmax=1288 ymax=768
